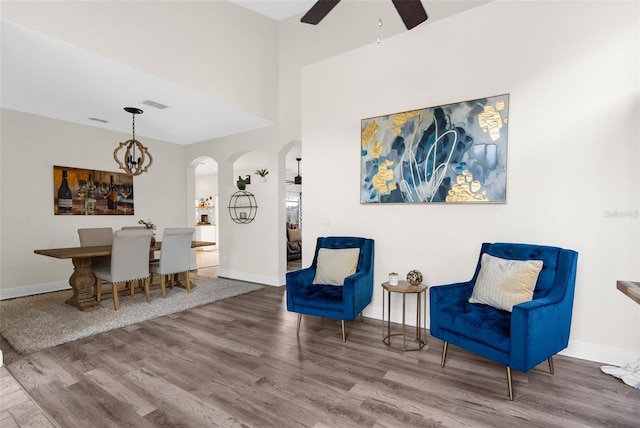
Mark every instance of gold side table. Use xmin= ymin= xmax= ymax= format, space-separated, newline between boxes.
xmin=382 ymin=280 xmax=428 ymax=351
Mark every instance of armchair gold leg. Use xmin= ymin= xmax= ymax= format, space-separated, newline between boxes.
xmin=296 ymin=313 xmax=302 ymax=336
xmin=441 ymin=342 xmax=449 ymax=368
xmin=506 ymin=366 xmax=514 ymax=401
xmin=548 ymin=356 xmax=555 ymax=374
xmin=341 ymin=320 xmax=346 ymax=343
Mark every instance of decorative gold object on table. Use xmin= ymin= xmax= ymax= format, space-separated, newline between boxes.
xmin=406 ymin=270 xmax=423 ymax=286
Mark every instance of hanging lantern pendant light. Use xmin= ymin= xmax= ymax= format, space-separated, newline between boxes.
xmin=114 ymin=107 xmax=153 ymax=176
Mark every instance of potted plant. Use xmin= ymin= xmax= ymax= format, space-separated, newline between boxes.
xmin=138 ymin=218 xmax=157 ymax=244
xmin=255 ymin=168 xmax=269 ymax=183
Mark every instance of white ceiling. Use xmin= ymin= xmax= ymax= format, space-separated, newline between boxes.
xmin=0 ymin=1 xmax=314 ymax=146
xmin=1 ymin=1 xmax=487 ymax=149
xmin=227 ymin=0 xmax=316 ymax=21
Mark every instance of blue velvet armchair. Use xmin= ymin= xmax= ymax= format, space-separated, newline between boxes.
xmin=286 ymin=236 xmax=375 ymax=342
xmin=430 ymin=242 xmax=579 ymax=400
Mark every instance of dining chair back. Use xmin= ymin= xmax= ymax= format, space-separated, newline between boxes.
xmin=78 ymin=227 xmax=114 ymax=269
xmin=78 ymin=227 xmax=114 ymax=246
xmin=150 ymin=228 xmax=195 ymax=297
xmin=93 ymin=229 xmax=153 ymax=310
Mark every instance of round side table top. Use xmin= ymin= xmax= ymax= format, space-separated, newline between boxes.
xmin=381 ymin=280 xmax=428 ymax=293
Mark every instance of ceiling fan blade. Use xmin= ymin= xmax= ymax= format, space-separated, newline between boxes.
xmin=301 ymin=0 xmax=341 ymax=25
xmin=391 ymin=0 xmax=428 ymax=30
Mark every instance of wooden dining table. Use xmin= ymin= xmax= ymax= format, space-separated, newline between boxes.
xmin=34 ymin=241 xmax=215 ymax=311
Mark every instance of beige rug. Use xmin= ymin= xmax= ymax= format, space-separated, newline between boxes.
xmin=0 ymin=275 xmax=262 ymax=354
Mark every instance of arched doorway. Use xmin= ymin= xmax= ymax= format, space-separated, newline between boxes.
xmin=281 ymin=141 xmax=302 ymax=272
xmin=194 ymin=156 xmax=219 ymax=276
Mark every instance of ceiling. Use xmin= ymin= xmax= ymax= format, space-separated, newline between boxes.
xmin=227 ymin=0 xmax=316 ymax=21
xmin=0 ymin=1 xmax=314 ymax=146
xmin=1 ymin=1 xmax=487 ymax=149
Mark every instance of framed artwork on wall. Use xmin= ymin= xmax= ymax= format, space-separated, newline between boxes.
xmin=53 ymin=165 xmax=134 ymax=215
xmin=361 ymin=94 xmax=509 ymax=204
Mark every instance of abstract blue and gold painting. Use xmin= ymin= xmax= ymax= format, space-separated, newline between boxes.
xmin=361 ymin=94 xmax=509 ymax=204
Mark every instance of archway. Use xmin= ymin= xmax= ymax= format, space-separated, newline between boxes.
xmin=279 ymin=140 xmax=302 ymax=274
xmin=192 ymin=156 xmax=219 ymax=275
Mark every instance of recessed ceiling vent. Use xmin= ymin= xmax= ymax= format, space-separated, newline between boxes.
xmin=89 ymin=117 xmax=109 ymax=123
xmin=142 ymin=99 xmax=169 ymax=110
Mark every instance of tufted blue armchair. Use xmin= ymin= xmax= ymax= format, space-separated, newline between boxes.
xmin=286 ymin=236 xmax=375 ymax=342
xmin=430 ymin=242 xmax=578 ymax=400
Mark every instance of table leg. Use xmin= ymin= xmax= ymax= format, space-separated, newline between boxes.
xmin=402 ymin=293 xmax=406 ymax=351
xmin=66 ymin=257 xmax=100 ymax=311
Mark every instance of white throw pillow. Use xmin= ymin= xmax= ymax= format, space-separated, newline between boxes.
xmin=312 ymin=248 xmax=360 ymax=286
xmin=468 ymin=253 xmax=543 ymax=312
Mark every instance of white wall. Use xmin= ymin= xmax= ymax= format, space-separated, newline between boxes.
xmin=301 ymin=1 xmax=639 ymax=365
xmin=0 ymin=109 xmax=188 ymax=297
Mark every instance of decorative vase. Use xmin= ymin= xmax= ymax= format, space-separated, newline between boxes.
xmin=237 ymin=181 xmax=246 ymax=190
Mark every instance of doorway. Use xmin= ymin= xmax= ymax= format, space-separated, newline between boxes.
xmin=195 ymin=157 xmax=219 ymax=275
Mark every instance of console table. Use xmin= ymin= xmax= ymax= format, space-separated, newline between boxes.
xmin=616 ymin=280 xmax=640 ymax=305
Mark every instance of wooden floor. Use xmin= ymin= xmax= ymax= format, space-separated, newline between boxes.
xmin=1 ymin=263 xmax=639 ymax=427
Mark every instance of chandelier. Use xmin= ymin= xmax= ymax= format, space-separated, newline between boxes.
xmin=113 ymin=107 xmax=153 ymax=176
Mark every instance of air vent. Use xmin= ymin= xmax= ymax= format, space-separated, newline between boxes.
xmin=89 ymin=117 xmax=109 ymax=123
xmin=142 ymin=99 xmax=169 ymax=110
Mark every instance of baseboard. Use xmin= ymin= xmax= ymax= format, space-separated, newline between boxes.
xmin=217 ymin=269 xmax=280 ymax=287
xmin=0 ymin=281 xmax=70 ymax=300
xmin=560 ymin=340 xmax=640 ymax=366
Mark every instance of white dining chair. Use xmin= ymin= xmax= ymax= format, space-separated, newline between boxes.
xmin=78 ymin=227 xmax=114 ymax=246
xmin=94 ymin=229 xmax=153 ymax=310
xmin=78 ymin=227 xmax=113 ymax=269
xmin=150 ymin=228 xmax=195 ymax=297
xmin=121 ymin=226 xmax=159 ymax=276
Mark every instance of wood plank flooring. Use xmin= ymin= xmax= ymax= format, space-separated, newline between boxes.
xmin=1 ymin=269 xmax=639 ymax=427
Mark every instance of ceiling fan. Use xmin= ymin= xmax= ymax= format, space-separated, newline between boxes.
xmin=301 ymin=0 xmax=428 ymax=30
xmin=286 ymin=158 xmax=302 ymax=185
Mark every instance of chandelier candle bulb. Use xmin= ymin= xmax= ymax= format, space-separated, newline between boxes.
xmin=389 ymin=272 xmax=399 ymax=286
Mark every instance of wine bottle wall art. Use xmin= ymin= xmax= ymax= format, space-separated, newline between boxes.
xmin=53 ymin=165 xmax=135 ymax=215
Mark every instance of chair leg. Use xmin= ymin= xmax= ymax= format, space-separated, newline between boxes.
xmin=129 ymin=281 xmax=135 ymax=297
xmin=185 ymin=270 xmax=191 ymax=293
xmin=296 ymin=313 xmax=302 ymax=336
xmin=112 ymin=283 xmax=120 ymax=311
xmin=160 ymin=275 xmax=167 ymax=299
xmin=341 ymin=320 xmax=346 ymax=343
xmin=506 ymin=366 xmax=514 ymax=401
xmin=360 ymin=312 xmax=364 ymax=322
xmin=441 ymin=341 xmax=449 ymax=368
xmin=96 ymin=279 xmax=102 ymax=303
xmin=548 ymin=356 xmax=555 ymax=374
xmin=170 ymin=274 xmax=175 ymax=289
xmin=144 ymin=277 xmax=151 ymax=303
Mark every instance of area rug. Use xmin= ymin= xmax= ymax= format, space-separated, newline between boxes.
xmin=0 ymin=275 xmax=262 ymax=354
